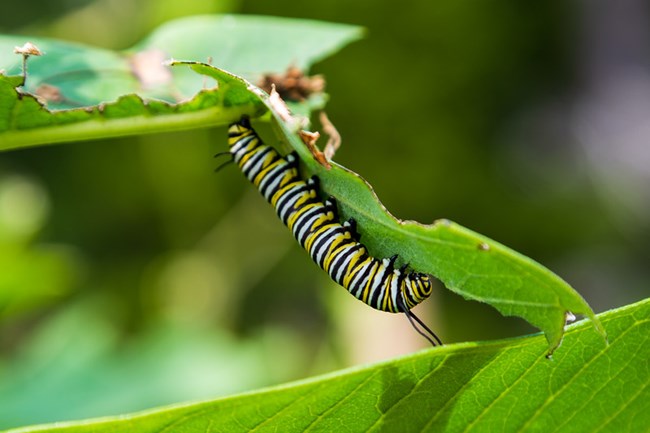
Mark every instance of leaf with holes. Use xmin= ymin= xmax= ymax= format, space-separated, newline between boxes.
xmin=0 ymin=15 xmax=362 ymax=151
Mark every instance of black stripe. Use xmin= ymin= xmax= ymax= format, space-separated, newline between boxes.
xmin=311 ymin=227 xmax=346 ymax=267
xmin=349 ymin=257 xmax=375 ymax=298
xmin=402 ymin=277 xmax=418 ymax=309
xmin=257 ymin=157 xmax=286 ymax=196
xmin=369 ymin=260 xmax=395 ymax=308
xmin=275 ymin=182 xmax=310 ymax=222
xmin=294 ymin=205 xmax=326 ymax=246
xmin=231 ymin=135 xmax=256 ymax=156
xmin=228 ymin=130 xmax=247 ymax=138
xmin=328 ymin=243 xmax=362 ymax=284
xmin=306 ymin=225 xmax=337 ymax=261
xmin=395 ymin=271 xmax=410 ymax=313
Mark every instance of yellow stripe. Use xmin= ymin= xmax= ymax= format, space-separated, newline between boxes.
xmin=294 ymin=189 xmax=316 ymax=209
xmin=228 ymin=128 xmax=253 ymax=146
xmin=381 ymin=274 xmax=393 ymax=311
xmin=301 ymin=213 xmax=332 ymax=245
xmin=304 ymin=220 xmax=337 ymax=252
xmin=287 ymin=202 xmax=318 ymax=230
xmin=252 ymin=157 xmax=283 ymax=187
xmin=336 ymin=247 xmax=365 ymax=287
xmin=342 ymin=253 xmax=370 ymax=287
xmin=361 ymin=261 xmax=380 ymax=304
xmin=237 ymin=137 xmax=261 ymax=166
xmin=270 ymin=178 xmax=301 ymax=207
xmin=322 ymin=234 xmax=352 ymax=272
xmin=281 ymin=168 xmax=299 ymax=188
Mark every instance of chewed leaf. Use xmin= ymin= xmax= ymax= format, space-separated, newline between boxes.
xmin=4 ymin=299 xmax=645 ymax=433
xmin=0 ymin=70 xmax=266 ymax=152
xmin=245 ymin=90 xmax=605 ymax=354
xmin=0 ymin=15 xmax=362 ymax=151
xmin=134 ymin=14 xmax=364 ymax=90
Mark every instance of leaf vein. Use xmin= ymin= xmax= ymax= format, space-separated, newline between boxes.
xmin=302 ymin=370 xmax=380 ymax=433
xmin=367 ymin=355 xmax=451 ymax=432
xmin=519 ymin=318 xmax=646 ymax=431
xmin=418 ymin=347 xmax=513 ymax=432
xmin=460 ymin=346 xmax=548 ymax=433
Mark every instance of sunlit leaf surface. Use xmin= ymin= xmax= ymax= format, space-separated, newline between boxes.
xmin=5 ymin=299 xmax=646 ymax=433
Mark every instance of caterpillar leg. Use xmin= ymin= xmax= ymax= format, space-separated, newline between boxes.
xmin=286 ymin=151 xmax=300 ymax=167
xmin=343 ymin=218 xmax=360 ymax=240
xmin=324 ymin=197 xmax=339 ymax=219
xmin=306 ymin=175 xmax=320 ymax=191
xmin=323 ymin=197 xmax=359 ymax=240
xmin=386 ymin=254 xmax=398 ymax=271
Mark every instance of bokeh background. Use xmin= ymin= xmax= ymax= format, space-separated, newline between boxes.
xmin=1 ymin=0 xmax=648 ymax=428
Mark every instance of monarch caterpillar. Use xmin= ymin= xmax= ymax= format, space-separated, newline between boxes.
xmin=224 ymin=117 xmax=442 ymax=346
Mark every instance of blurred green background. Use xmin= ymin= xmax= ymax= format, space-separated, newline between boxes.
xmin=1 ymin=0 xmax=648 ymax=429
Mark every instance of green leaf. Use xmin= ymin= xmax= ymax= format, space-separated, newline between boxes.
xmin=4 ymin=299 xmax=646 ymax=433
xmin=134 ymin=14 xmax=364 ymax=97
xmin=0 ymin=37 xmax=141 ymax=109
xmin=255 ymin=98 xmax=604 ymax=353
xmin=0 ymin=70 xmax=265 ymax=151
xmin=0 ymin=15 xmax=362 ymax=150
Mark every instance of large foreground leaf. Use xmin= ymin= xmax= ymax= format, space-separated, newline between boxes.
xmin=5 ymin=298 xmax=647 ymax=433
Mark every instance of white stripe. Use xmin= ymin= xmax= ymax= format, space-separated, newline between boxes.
xmin=263 ymin=164 xmax=291 ymax=200
xmin=259 ymin=163 xmax=286 ymax=198
xmin=277 ymin=186 xmax=308 ymax=221
xmin=349 ymin=259 xmax=373 ymax=296
xmin=390 ymin=269 xmax=401 ymax=311
xmin=334 ymin=247 xmax=358 ymax=283
xmin=367 ymin=262 xmax=388 ymax=305
xmin=241 ymin=147 xmax=269 ymax=175
xmin=314 ymin=228 xmax=341 ymax=265
xmin=327 ymin=245 xmax=349 ymax=280
xmin=294 ymin=207 xmax=324 ymax=242
xmin=231 ymin=136 xmax=254 ymax=159
xmin=247 ymin=152 xmax=273 ymax=181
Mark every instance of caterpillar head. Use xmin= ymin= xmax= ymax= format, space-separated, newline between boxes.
xmin=228 ymin=117 xmax=255 ymax=148
xmin=401 ymin=272 xmax=433 ymax=310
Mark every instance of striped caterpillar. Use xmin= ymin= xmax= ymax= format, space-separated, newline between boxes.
xmin=224 ymin=117 xmax=441 ymax=345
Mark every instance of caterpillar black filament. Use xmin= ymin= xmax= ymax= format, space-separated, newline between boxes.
xmin=225 ymin=117 xmax=441 ymax=346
